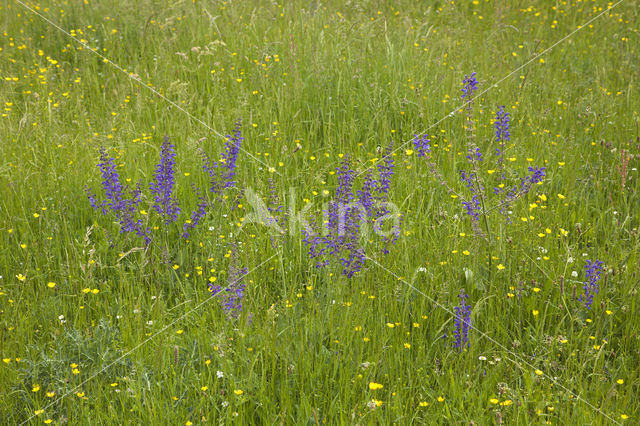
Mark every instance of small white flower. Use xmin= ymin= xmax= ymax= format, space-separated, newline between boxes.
xmin=571 ymin=271 xmax=578 ymax=278
xmin=133 ymin=309 xmax=140 ymax=314
xmin=209 ymin=226 xmax=215 ymax=231
xmin=151 ymin=295 xmax=157 ymax=300
xmin=479 ymin=356 xmax=487 ymax=361
xmin=146 ymin=320 xmax=153 ymax=326
xmin=567 ymin=257 xmax=574 ymax=264
xmin=221 ymin=401 xmax=228 ymax=408
xmin=216 ymin=371 xmax=224 ymax=378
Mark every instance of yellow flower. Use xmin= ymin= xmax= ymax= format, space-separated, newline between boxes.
xmin=462 ymin=250 xmax=470 ymax=256
xmin=497 ymin=264 xmax=505 ymax=270
xmin=535 ymin=369 xmax=543 ymax=376
xmin=46 ymin=391 xmax=55 ymax=397
xmin=176 ymin=330 xmax=183 ymax=335
xmin=201 ymin=386 xmax=208 ymax=391
xmin=557 ymin=193 xmax=565 ymax=199
xmin=437 ymin=396 xmax=445 ymax=402
xmin=489 ymin=398 xmax=499 ymax=404
xmin=186 ymin=422 xmax=193 ymax=426
xmin=35 ymin=409 xmax=44 ymax=415
xmin=44 ymin=420 xmax=53 ymax=424
xmin=172 ymin=265 xmax=179 ymax=270
xmin=16 ymin=273 xmax=26 ymax=281
xmin=77 ymin=392 xmax=85 ymax=398
xmin=404 ymin=343 xmax=411 ymax=349
xmin=617 ymin=379 xmax=624 ymax=384
xmin=32 ymin=384 xmax=41 ymax=392
xmin=621 ymin=414 xmax=629 ymax=420
xmin=233 ymin=389 xmax=244 ymax=395
xmin=532 ymin=310 xmax=539 ymax=316
xmin=369 ymin=382 xmax=383 ymax=390
xmin=500 ymin=399 xmax=513 ymax=406
xmin=419 ymin=401 xmax=429 ymax=407
xmin=47 ymin=282 xmax=56 ymax=288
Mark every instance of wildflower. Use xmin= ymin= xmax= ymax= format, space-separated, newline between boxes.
xmin=413 ymin=134 xmax=431 ymax=157
xmin=495 ymin=106 xmax=511 ymax=145
xmin=149 ymin=136 xmax=180 ymax=224
xmin=580 ymin=259 xmax=604 ymax=309
xmin=466 ymin=147 xmax=483 ymax=163
xmin=461 ymin=72 xmax=479 ymax=100
xmin=87 ymin=149 xmax=150 ymax=244
xmin=182 ymin=185 xmax=208 ymax=239
xmin=462 ymin=195 xmax=481 ymax=221
xmin=368 ymin=399 xmax=383 ymax=408
xmin=233 ymin=389 xmax=243 ymax=395
xmin=453 ymin=289 xmax=472 ymax=351
xmin=209 ymin=248 xmax=247 ymax=318
xmin=368 ymin=382 xmax=383 ymax=390
xmin=203 ymin=119 xmax=243 ymax=194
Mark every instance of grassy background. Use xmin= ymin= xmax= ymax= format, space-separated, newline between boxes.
xmin=1 ymin=0 xmax=639 ymax=424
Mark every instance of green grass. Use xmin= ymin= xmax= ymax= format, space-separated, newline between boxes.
xmin=1 ymin=0 xmax=639 ymax=424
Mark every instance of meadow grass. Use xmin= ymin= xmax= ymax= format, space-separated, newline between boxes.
xmin=1 ymin=0 xmax=639 ymax=424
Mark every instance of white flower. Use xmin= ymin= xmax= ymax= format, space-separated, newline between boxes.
xmin=567 ymin=257 xmax=574 ymax=264
xmin=479 ymin=356 xmax=487 ymax=361
xmin=146 ymin=320 xmax=153 ymax=326
xmin=571 ymin=271 xmax=578 ymax=278
xmin=216 ymin=371 xmax=224 ymax=378
xmin=221 ymin=401 xmax=229 ymax=408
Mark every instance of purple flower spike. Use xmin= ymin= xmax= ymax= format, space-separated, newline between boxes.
xmin=453 ymin=289 xmax=472 ymax=351
xmin=580 ymin=259 xmax=604 ymax=310
xmin=461 ymin=72 xmax=479 ymax=101
xmin=150 ymin=136 xmax=181 ymax=224
xmin=495 ymin=106 xmax=511 ymax=147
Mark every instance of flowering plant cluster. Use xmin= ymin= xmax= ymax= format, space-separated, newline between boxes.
xmin=86 ymin=149 xmax=150 ymax=244
xmin=87 ymin=125 xmax=247 ymax=319
xmin=440 ymin=73 xmax=548 ymax=231
xmin=88 ymin=124 xmax=245 ymax=244
xmin=303 ymin=146 xmax=401 ymax=278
